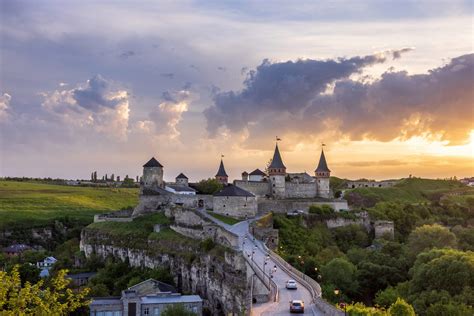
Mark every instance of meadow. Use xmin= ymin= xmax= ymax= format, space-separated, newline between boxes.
xmin=0 ymin=181 xmax=138 ymax=229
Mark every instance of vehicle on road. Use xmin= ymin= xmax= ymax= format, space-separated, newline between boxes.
xmin=289 ymin=300 xmax=304 ymax=313
xmin=286 ymin=279 xmax=298 ymax=289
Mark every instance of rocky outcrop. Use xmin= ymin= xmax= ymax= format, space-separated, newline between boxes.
xmin=80 ymin=228 xmax=250 ymax=315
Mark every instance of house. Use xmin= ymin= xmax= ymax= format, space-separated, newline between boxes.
xmin=213 ymin=184 xmax=257 ymax=219
xmin=3 ymin=243 xmax=31 ymax=257
xmin=249 ymin=169 xmax=266 ymax=182
xmin=89 ymin=279 xmax=202 ymax=316
xmin=37 ymin=256 xmax=57 ymax=278
xmin=67 ymin=272 xmax=97 ymax=286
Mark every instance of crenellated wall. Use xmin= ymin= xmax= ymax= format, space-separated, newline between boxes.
xmin=213 ymin=196 xmax=258 ymax=218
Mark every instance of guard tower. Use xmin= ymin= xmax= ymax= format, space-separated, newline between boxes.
xmin=268 ymin=143 xmax=286 ymax=198
xmin=215 ymin=159 xmax=229 ymax=185
xmin=142 ymin=157 xmax=164 ymax=188
xmin=315 ymin=149 xmax=331 ymax=198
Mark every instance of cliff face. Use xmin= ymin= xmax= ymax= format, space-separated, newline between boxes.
xmin=80 ymin=228 xmax=250 ymax=315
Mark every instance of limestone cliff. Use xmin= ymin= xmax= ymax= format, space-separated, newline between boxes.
xmin=80 ymin=226 xmax=249 ymax=315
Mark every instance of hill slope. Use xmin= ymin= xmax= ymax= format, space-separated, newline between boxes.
xmin=0 ymin=181 xmax=138 ymax=229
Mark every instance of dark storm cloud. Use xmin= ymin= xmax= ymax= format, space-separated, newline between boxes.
xmin=205 ymin=52 xmax=474 ymax=145
xmin=72 ymin=75 xmax=125 ymax=111
xmin=392 ymin=47 xmax=414 ymax=59
xmin=204 ymin=50 xmax=407 ymax=135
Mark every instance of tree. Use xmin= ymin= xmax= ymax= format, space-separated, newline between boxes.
xmin=0 ymin=265 xmax=90 ymax=314
xmin=321 ymin=257 xmax=359 ymax=295
xmin=161 ymin=304 xmax=197 ymax=316
xmin=195 ymin=178 xmax=223 ymax=194
xmin=388 ymin=298 xmax=415 ymax=316
xmin=407 ymin=224 xmax=457 ymax=259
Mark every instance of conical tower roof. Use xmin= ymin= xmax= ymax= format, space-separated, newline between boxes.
xmin=315 ymin=150 xmax=331 ymax=173
xmin=143 ymin=157 xmax=163 ymax=168
xmin=215 ymin=159 xmax=228 ymax=177
xmin=269 ymin=143 xmax=286 ymax=169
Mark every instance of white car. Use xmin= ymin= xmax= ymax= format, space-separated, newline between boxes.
xmin=286 ymin=279 xmax=297 ymax=290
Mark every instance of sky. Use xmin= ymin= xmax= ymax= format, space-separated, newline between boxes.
xmin=1 ymin=0 xmax=473 ymax=182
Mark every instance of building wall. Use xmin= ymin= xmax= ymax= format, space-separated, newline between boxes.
xmin=374 ymin=220 xmax=395 ymax=239
xmin=132 ymin=194 xmax=213 ymax=217
xmin=249 ymin=174 xmax=263 ymax=182
xmin=143 ymin=167 xmax=164 ymax=188
xmin=316 ymin=177 xmax=331 ymax=198
xmin=141 ymin=302 xmax=202 ymax=316
xmin=213 ymin=196 xmax=258 ymax=218
xmin=175 ymin=178 xmax=188 ymax=186
xmin=257 ymin=198 xmax=348 ymax=213
xmin=233 ymin=180 xmax=270 ymax=197
xmin=285 ymin=182 xmax=316 ymax=198
xmin=269 ymin=175 xmax=285 ymax=198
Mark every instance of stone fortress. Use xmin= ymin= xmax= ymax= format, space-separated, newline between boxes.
xmin=132 ymin=142 xmax=348 ymax=219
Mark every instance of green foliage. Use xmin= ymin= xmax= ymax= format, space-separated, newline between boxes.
xmin=0 ymin=180 xmax=138 ymax=230
xmin=452 ymin=225 xmax=474 ymax=251
xmin=388 ymin=298 xmax=415 ymax=316
xmin=321 ymin=257 xmax=358 ymax=296
xmin=206 ymin=211 xmax=241 ymax=225
xmin=374 ymin=286 xmax=400 ymax=308
xmin=332 ymin=224 xmax=370 ymax=252
xmin=410 ymin=248 xmax=473 ymax=297
xmin=308 ymin=204 xmax=334 ymax=217
xmin=426 ymin=301 xmax=473 ymax=316
xmin=195 ymin=178 xmax=223 ymax=194
xmin=406 ymin=224 xmax=457 ymax=260
xmin=161 ymin=304 xmax=197 ymax=316
xmin=88 ymin=259 xmax=174 ymax=296
xmin=0 ymin=265 xmax=90 ymax=315
xmin=200 ymin=238 xmax=216 ymax=251
xmin=344 ymin=302 xmax=388 ymax=315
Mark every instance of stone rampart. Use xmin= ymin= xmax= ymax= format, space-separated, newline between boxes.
xmin=133 ymin=194 xmax=213 ymax=217
xmin=234 ymin=180 xmax=270 ymax=197
xmin=347 ymin=180 xmax=399 ymax=189
xmin=374 ymin=220 xmax=395 ymax=239
xmin=257 ymin=198 xmax=349 ymax=214
xmin=285 ymin=182 xmax=316 ymax=198
xmin=214 ymin=196 xmax=258 ymax=218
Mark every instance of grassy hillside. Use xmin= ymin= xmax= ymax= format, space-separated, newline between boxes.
xmin=345 ymin=178 xmax=472 ymax=208
xmin=0 ymin=181 xmax=138 ymax=229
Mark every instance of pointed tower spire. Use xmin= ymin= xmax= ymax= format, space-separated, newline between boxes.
xmin=269 ymin=143 xmax=286 ymax=170
xmin=215 ymin=158 xmax=228 ymax=184
xmin=315 ymin=149 xmax=330 ymax=174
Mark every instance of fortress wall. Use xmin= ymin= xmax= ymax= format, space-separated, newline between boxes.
xmin=374 ymin=220 xmax=395 ymax=239
xmin=257 ymin=199 xmax=349 ymax=213
xmin=133 ymin=194 xmax=213 ymax=217
xmin=285 ymin=182 xmax=316 ymax=198
xmin=214 ymin=196 xmax=258 ymax=218
xmin=347 ymin=181 xmax=398 ymax=189
xmin=234 ymin=180 xmax=270 ymax=197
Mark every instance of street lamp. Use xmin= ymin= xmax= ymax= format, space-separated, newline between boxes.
xmin=334 ymin=289 xmax=346 ymax=316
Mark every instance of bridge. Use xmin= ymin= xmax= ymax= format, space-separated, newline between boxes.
xmin=198 ymin=210 xmax=343 ymax=315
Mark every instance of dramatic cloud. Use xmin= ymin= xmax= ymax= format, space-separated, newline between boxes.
xmin=0 ymin=93 xmax=12 ymax=122
xmin=204 ymin=49 xmax=410 ymax=135
xmin=205 ymin=52 xmax=474 ymax=145
xmin=42 ymin=75 xmax=130 ymax=140
xmin=137 ymin=89 xmax=191 ymax=139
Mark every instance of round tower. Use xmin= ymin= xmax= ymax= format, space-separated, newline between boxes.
xmin=315 ymin=149 xmax=331 ymax=198
xmin=142 ymin=157 xmax=164 ymax=188
xmin=268 ymin=143 xmax=286 ymax=198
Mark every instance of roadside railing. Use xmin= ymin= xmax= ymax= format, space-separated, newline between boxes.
xmin=261 ymin=243 xmax=343 ymax=316
xmin=243 ymin=249 xmax=279 ymax=303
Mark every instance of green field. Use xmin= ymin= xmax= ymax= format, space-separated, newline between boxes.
xmin=345 ymin=178 xmax=473 ymax=207
xmin=0 ymin=181 xmax=139 ymax=229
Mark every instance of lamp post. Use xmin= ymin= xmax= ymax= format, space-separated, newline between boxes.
xmin=334 ymin=289 xmax=346 ymax=316
xmin=268 ymin=266 xmax=277 ymax=287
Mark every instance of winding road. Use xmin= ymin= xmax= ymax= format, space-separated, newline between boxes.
xmin=199 ymin=210 xmax=324 ymax=315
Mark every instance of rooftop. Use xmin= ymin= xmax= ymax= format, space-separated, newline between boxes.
xmin=176 ymin=173 xmax=188 ymax=179
xmin=214 ymin=184 xmax=255 ymax=197
xmin=143 ymin=157 xmax=163 ymax=168
xmin=141 ymin=294 xmax=202 ymax=304
xmin=315 ymin=150 xmax=331 ymax=173
xmin=166 ymin=184 xmax=196 ymax=192
xmin=269 ymin=144 xmax=286 ymax=169
xmin=215 ymin=159 xmax=228 ymax=177
xmin=249 ymin=168 xmax=266 ymax=176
